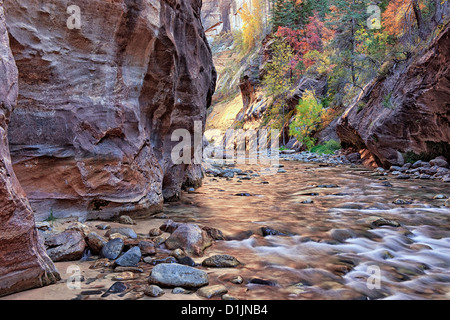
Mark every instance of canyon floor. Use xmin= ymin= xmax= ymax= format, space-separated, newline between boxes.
xmin=2 ymin=158 xmax=450 ymax=300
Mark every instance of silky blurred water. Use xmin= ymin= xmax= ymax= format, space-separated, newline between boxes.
xmin=164 ymin=161 xmax=450 ymax=300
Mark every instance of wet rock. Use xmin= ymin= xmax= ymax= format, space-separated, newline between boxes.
xmin=230 ymin=276 xmax=244 ymax=284
xmin=234 ymin=192 xmax=253 ymax=196
xmin=119 ymin=215 xmax=135 ymax=225
xmin=86 ymin=232 xmax=108 ymax=255
xmin=101 ymin=238 xmax=125 ymax=260
xmin=177 ymin=256 xmax=197 ymax=267
xmin=410 ymin=244 xmax=432 ymax=251
xmin=301 ymin=199 xmax=314 ymax=204
xmin=249 ymin=278 xmax=277 ymax=286
xmin=382 ymin=181 xmax=393 ymax=187
xmin=43 ymin=230 xmax=86 ymax=262
xmin=317 ymin=184 xmax=339 ymax=188
xmin=202 ymin=255 xmax=241 ymax=268
xmin=432 ymin=194 xmax=448 ymax=200
xmin=159 ymin=220 xmax=180 ymax=233
xmin=393 ymin=199 xmax=413 ymax=205
xmin=197 ymin=285 xmax=228 ymax=299
xmin=114 ymin=246 xmax=141 ymax=267
xmin=149 ymin=228 xmax=163 ymax=237
xmin=144 ymin=285 xmax=165 ymax=298
xmin=330 ymin=229 xmax=355 ymax=243
xmin=370 ymin=218 xmax=401 ymax=228
xmin=419 ymin=174 xmax=432 ymax=179
xmin=96 ymin=223 xmax=111 ymax=230
xmin=148 ymin=263 xmax=209 ymax=288
xmin=165 ymin=223 xmax=213 ymax=256
xmin=260 ymin=227 xmax=288 ymax=237
xmin=202 ymin=226 xmax=226 ymax=240
xmin=138 ymin=241 xmax=156 ymax=256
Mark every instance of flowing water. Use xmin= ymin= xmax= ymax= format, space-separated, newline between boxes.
xmin=165 ymin=160 xmax=450 ymax=300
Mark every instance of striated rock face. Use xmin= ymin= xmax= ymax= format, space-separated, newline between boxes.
xmin=0 ymin=1 xmax=60 ymax=297
xmin=337 ymin=24 xmax=450 ymax=168
xmin=4 ymin=0 xmax=216 ymax=220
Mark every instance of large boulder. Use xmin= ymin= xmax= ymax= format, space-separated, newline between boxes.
xmin=3 ymin=0 xmax=216 ymax=221
xmin=0 ymin=1 xmax=60 ymax=296
xmin=336 ymin=24 xmax=450 ymax=168
xmin=43 ymin=230 xmax=86 ymax=262
xmin=165 ymin=223 xmax=213 ymax=256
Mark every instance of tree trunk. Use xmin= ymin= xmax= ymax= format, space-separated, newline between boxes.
xmin=412 ymin=0 xmax=425 ymax=39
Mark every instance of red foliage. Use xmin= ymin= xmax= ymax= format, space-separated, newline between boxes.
xmin=275 ymin=12 xmax=333 ymax=71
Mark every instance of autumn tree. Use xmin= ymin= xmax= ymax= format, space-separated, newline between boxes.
xmin=289 ymin=89 xmax=324 ymax=150
xmin=240 ymin=0 xmax=265 ymax=51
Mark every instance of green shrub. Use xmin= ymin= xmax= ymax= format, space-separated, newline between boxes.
xmin=310 ymin=139 xmax=342 ymax=154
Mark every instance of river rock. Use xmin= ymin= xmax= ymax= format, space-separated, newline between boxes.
xmin=138 ymin=241 xmax=156 ymax=256
xmin=43 ymin=230 xmax=86 ymax=262
xmin=330 ymin=229 xmax=355 ymax=243
xmin=159 ymin=220 xmax=180 ymax=233
xmin=201 ymin=226 xmax=226 ymax=240
xmin=165 ymin=223 xmax=213 ymax=256
xmin=230 ymin=276 xmax=244 ymax=284
xmin=202 ymin=255 xmax=241 ymax=268
xmin=114 ymin=247 xmax=141 ymax=267
xmin=144 ymin=256 xmax=177 ymax=265
xmin=260 ymin=227 xmax=288 ymax=237
xmin=119 ymin=215 xmax=135 ymax=225
xmin=148 ymin=263 xmax=209 ymax=288
xmin=144 ymin=285 xmax=165 ymax=298
xmin=86 ymin=232 xmax=108 ymax=255
xmin=149 ymin=228 xmax=163 ymax=237
xmin=197 ymin=285 xmax=228 ymax=299
xmin=430 ymin=158 xmax=449 ymax=168
xmin=102 ymin=238 xmax=124 ymax=260
xmin=370 ymin=218 xmax=401 ymax=228
xmin=177 ymin=256 xmax=197 ymax=267
xmin=105 ymin=227 xmax=137 ymax=239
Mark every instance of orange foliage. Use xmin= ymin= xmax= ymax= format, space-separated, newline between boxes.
xmin=382 ymin=0 xmax=426 ymax=36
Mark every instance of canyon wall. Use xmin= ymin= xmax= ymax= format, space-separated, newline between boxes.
xmin=337 ymin=23 xmax=450 ymax=167
xmin=3 ymin=0 xmax=216 ymax=221
xmin=0 ymin=1 xmax=60 ymax=297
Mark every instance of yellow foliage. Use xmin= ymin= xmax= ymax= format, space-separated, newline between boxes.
xmin=239 ymin=0 xmax=264 ymax=51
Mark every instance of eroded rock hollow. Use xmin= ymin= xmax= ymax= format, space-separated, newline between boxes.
xmin=3 ymin=0 xmax=217 ymax=221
